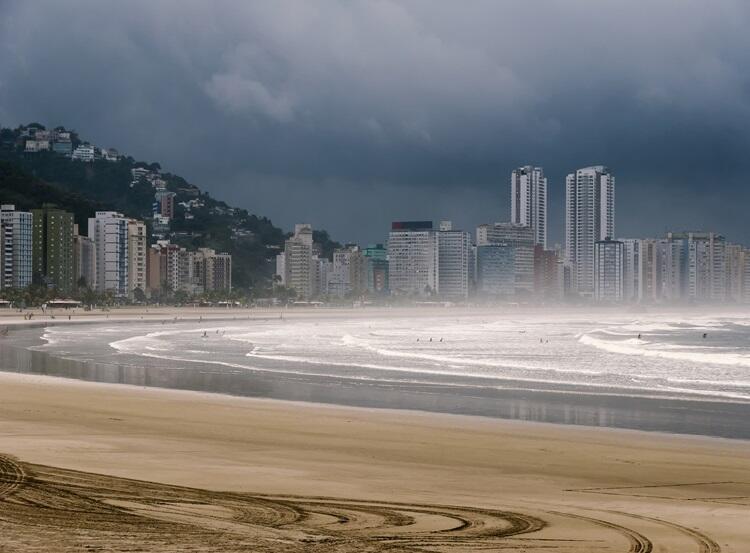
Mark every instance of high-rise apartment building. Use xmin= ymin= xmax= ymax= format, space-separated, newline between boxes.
xmin=127 ymin=219 xmax=147 ymax=298
xmin=88 ymin=211 xmax=129 ymax=297
xmin=725 ymin=244 xmax=748 ymax=303
xmin=565 ymin=166 xmax=615 ymax=297
xmin=73 ymin=225 xmax=96 ymax=289
xmin=281 ymin=224 xmax=314 ymax=299
xmin=194 ymin=248 xmax=232 ymax=292
xmin=663 ymin=232 xmax=727 ymax=302
xmin=387 ymin=221 xmax=439 ymax=296
xmin=363 ymin=244 xmax=389 ymax=295
xmin=311 ymin=255 xmax=331 ymax=297
xmin=476 ymin=244 xmax=516 ymax=296
xmin=510 ymin=166 xmax=547 ymax=248
xmin=0 ymin=204 xmax=33 ymax=289
xmin=148 ymin=241 xmax=202 ymax=295
xmin=476 ymin=223 xmax=534 ymax=296
xmin=594 ymin=239 xmax=624 ymax=302
xmin=437 ymin=221 xmax=471 ymax=299
xmin=619 ymin=238 xmax=659 ymax=303
xmin=533 ymin=245 xmax=561 ymax=301
xmin=328 ymin=245 xmax=365 ymax=298
xmin=154 ymin=190 xmax=176 ymax=219
xmin=32 ymin=205 xmax=75 ymax=294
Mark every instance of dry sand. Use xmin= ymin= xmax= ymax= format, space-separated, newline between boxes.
xmin=1 ymin=369 xmax=749 ymax=552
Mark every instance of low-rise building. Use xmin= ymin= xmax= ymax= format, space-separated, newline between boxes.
xmin=71 ymin=144 xmax=95 ymax=162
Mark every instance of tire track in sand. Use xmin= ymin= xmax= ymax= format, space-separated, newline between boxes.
xmin=0 ymin=454 xmax=26 ymax=499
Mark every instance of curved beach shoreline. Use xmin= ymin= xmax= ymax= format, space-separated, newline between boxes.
xmin=1 ymin=307 xmax=749 ymax=551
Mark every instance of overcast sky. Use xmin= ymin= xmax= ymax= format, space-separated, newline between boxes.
xmin=2 ymin=1 xmax=750 ymax=245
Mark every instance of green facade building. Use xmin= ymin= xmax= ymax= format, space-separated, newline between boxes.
xmin=32 ymin=205 xmax=75 ymax=295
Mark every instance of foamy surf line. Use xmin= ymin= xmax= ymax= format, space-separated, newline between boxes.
xmin=5 ymin=318 xmax=750 ymax=439
xmin=103 ymin=329 xmax=750 ymax=402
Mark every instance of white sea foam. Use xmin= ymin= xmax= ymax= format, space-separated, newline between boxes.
xmin=77 ymin=312 xmax=750 ymax=403
xmin=579 ymin=333 xmax=750 ymax=367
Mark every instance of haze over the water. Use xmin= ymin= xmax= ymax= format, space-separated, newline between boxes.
xmin=2 ymin=1 xmax=749 ymax=243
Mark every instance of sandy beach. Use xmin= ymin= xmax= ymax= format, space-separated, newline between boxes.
xmin=1 ymin=365 xmax=749 ymax=551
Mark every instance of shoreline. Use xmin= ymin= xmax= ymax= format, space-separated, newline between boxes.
xmin=3 ymin=310 xmax=750 ymax=441
xmin=1 ymin=368 xmax=749 ymax=550
xmin=2 ymin=368 xmax=747 ymax=448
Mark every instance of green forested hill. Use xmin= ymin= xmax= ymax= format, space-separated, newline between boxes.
xmin=0 ymin=160 xmax=105 ymax=229
xmin=0 ymin=124 xmax=340 ymax=294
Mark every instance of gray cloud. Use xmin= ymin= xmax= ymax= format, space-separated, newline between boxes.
xmin=1 ymin=0 xmax=750 ymax=244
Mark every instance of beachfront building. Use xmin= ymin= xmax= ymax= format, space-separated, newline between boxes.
xmin=387 ymin=221 xmax=439 ymax=296
xmin=476 ymin=244 xmax=516 ymax=297
xmin=127 ymin=219 xmax=147 ymax=299
xmin=73 ymin=225 xmax=96 ymax=289
xmin=510 ymin=166 xmax=547 ymax=248
xmin=656 ymin=237 xmax=685 ymax=302
xmin=328 ymin=245 xmax=366 ymax=298
xmin=565 ymin=166 xmax=615 ymax=297
xmin=437 ymin=221 xmax=471 ymax=299
xmin=661 ymin=232 xmax=727 ymax=303
xmin=725 ymin=244 xmax=750 ymax=303
xmin=88 ymin=211 xmax=129 ymax=297
xmin=31 ymin=205 xmax=75 ymax=294
xmin=311 ymin=255 xmax=331 ymax=297
xmin=619 ymin=238 xmax=660 ymax=303
xmin=594 ymin=239 xmax=624 ymax=302
xmin=363 ymin=244 xmax=389 ymax=295
xmin=0 ymin=204 xmax=33 ymax=290
xmin=192 ymin=248 xmax=232 ymax=292
xmin=476 ymin=222 xmax=534 ymax=297
xmin=147 ymin=241 xmax=202 ymax=296
xmin=281 ymin=224 xmax=315 ymax=299
xmin=533 ymin=245 xmax=562 ymax=301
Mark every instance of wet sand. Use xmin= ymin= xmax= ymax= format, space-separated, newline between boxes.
xmin=1 ymin=371 xmax=749 ymax=551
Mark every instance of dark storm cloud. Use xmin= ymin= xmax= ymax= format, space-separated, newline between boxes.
xmin=2 ymin=0 xmax=750 ymax=244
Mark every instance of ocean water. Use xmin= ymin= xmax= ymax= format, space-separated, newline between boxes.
xmin=4 ymin=311 xmax=750 ymax=438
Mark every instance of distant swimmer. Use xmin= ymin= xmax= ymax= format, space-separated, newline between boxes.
xmin=417 ymin=338 xmax=420 ymax=342
xmin=429 ymin=338 xmax=433 ymax=342
xmin=637 ymin=333 xmax=641 ymax=340
xmin=703 ymin=333 xmax=708 ymax=339
xmin=202 ymin=331 xmax=208 ymax=338
xmin=440 ymin=338 xmax=443 ymax=342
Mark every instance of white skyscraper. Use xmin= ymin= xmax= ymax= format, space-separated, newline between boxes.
xmin=510 ymin=166 xmax=547 ymax=248
xmin=0 ymin=204 xmax=33 ymax=289
xmin=88 ymin=211 xmax=129 ymax=297
xmin=282 ymin=224 xmax=314 ymax=299
xmin=565 ymin=166 xmax=615 ymax=297
xmin=594 ymin=239 xmax=624 ymax=302
xmin=437 ymin=221 xmax=471 ymax=299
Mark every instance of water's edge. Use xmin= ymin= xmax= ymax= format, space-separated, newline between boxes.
xmin=2 ymin=322 xmax=750 ymax=441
